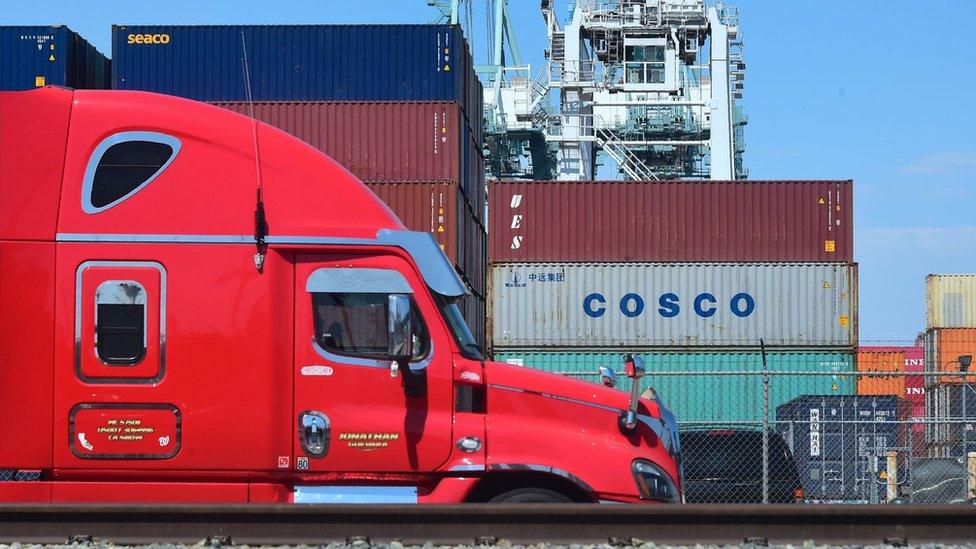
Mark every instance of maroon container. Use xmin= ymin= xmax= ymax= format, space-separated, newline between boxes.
xmin=216 ymin=101 xmax=485 ymax=220
xmin=365 ymin=182 xmax=485 ymax=297
xmin=489 ymin=180 xmax=853 ymax=263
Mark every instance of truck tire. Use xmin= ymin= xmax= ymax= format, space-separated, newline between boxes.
xmin=487 ymin=487 xmax=573 ymax=503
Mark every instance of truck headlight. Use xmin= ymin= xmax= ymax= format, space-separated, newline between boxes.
xmin=632 ymin=459 xmax=679 ymax=503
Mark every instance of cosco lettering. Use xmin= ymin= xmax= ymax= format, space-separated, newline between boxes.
xmin=583 ymin=292 xmax=757 ymax=318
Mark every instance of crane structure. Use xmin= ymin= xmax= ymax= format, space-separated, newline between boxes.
xmin=430 ymin=0 xmax=747 ymax=181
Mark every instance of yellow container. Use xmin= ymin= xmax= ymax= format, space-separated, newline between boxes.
xmin=926 ymin=274 xmax=976 ymax=329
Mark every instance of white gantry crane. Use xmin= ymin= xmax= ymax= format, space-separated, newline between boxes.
xmin=430 ymin=0 xmax=747 ymax=181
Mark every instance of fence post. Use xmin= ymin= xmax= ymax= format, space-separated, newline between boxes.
xmin=760 ymin=338 xmax=769 ymax=504
xmin=968 ymin=452 xmax=976 ymax=500
xmin=886 ymin=450 xmax=898 ymax=502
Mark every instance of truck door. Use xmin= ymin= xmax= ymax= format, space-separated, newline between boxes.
xmin=293 ymin=254 xmax=454 ymax=473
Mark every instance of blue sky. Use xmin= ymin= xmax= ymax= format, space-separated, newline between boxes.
xmin=8 ymin=0 xmax=974 ymax=343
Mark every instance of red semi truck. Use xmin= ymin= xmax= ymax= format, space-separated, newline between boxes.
xmin=0 ymin=87 xmax=681 ymax=504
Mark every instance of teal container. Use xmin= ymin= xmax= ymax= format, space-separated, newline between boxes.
xmin=492 ymin=351 xmax=856 ymax=426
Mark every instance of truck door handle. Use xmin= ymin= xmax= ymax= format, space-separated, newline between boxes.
xmin=298 ymin=410 xmax=330 ymax=458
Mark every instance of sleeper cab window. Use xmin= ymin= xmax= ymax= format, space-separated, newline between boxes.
xmin=96 ymin=280 xmax=147 ymax=364
xmin=76 ymin=262 xmax=165 ymax=383
xmin=81 ymin=131 xmax=181 ymax=213
xmin=307 ymin=268 xmax=430 ymax=363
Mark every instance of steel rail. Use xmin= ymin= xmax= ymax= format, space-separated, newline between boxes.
xmin=1 ymin=504 xmax=975 ymax=545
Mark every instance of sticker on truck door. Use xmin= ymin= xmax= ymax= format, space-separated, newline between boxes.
xmin=69 ymin=403 xmax=180 ymax=459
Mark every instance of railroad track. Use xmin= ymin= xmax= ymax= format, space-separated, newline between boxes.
xmin=2 ymin=504 xmax=976 ymax=545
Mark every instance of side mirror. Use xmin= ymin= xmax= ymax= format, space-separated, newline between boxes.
xmin=620 ymin=354 xmax=646 ymax=434
xmin=959 ymin=355 xmax=973 ymax=371
xmin=625 ymin=354 xmax=646 ymax=379
xmin=387 ymin=294 xmax=414 ymax=362
xmin=598 ymin=366 xmax=617 ymax=388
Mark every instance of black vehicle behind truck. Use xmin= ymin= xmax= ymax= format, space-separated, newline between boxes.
xmin=681 ymin=429 xmax=804 ymax=504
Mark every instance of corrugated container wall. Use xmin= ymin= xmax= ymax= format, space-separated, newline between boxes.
xmin=492 ymin=350 xmax=855 ymax=424
xmin=460 ymin=294 xmax=486 ymax=349
xmin=489 ymin=180 xmax=853 ymax=263
xmin=925 ymin=384 xmax=976 ymax=458
xmin=1 ymin=26 xmax=110 ymax=90
xmin=926 ymin=275 xmax=976 ymax=329
xmin=856 ymin=347 xmax=906 ymax=396
xmin=776 ymin=395 xmax=912 ymax=503
xmin=489 ymin=263 xmax=858 ymax=349
xmin=365 ymin=182 xmax=485 ymax=298
xmin=923 ymin=328 xmax=976 ymax=384
xmin=218 ymin=102 xmax=485 ymax=220
xmin=112 ymin=24 xmax=483 ymax=142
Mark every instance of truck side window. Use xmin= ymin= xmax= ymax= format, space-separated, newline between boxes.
xmin=312 ymin=293 xmax=429 ymax=361
xmin=82 ymin=132 xmax=181 ymax=213
xmin=95 ymin=280 xmax=147 ymax=365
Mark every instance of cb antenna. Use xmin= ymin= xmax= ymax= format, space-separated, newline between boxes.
xmin=242 ymin=31 xmax=268 ymax=272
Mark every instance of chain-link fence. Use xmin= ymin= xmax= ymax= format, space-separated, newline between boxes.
xmin=494 ymin=338 xmax=976 ymax=504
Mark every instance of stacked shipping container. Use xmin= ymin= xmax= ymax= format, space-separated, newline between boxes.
xmin=854 ymin=346 xmax=927 ymax=456
xmin=112 ymin=24 xmax=487 ymax=345
xmin=922 ymin=274 xmax=976 ymax=457
xmin=0 ymin=26 xmax=109 ymax=90
xmin=488 ymin=180 xmax=858 ymax=424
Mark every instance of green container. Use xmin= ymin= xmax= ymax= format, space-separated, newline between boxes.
xmin=492 ymin=350 xmax=855 ymax=426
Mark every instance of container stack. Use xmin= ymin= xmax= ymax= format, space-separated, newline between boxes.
xmin=1 ymin=26 xmax=109 ymax=90
xmin=112 ymin=24 xmax=487 ymax=344
xmin=856 ymin=346 xmax=926 ymax=453
xmin=489 ymin=180 xmax=858 ymax=426
xmin=922 ymin=274 xmax=976 ymax=457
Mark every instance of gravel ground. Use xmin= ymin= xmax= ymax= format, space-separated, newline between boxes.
xmin=3 ymin=542 xmax=976 ymax=549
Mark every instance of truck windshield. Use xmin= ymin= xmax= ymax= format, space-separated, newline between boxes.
xmin=436 ymin=295 xmax=484 ymax=360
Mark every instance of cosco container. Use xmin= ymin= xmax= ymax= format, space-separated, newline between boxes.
xmin=922 ymin=328 xmax=976 ymax=385
xmin=112 ymin=24 xmax=482 ymax=140
xmin=926 ymin=274 xmax=976 ymax=329
xmin=776 ymin=395 xmax=912 ymax=503
xmin=1 ymin=26 xmax=109 ymax=90
xmin=489 ymin=263 xmax=858 ymax=349
xmin=218 ymin=102 xmax=485 ymax=218
xmin=489 ymin=180 xmax=853 ymax=263
xmin=365 ymin=182 xmax=485 ymax=297
xmin=492 ymin=350 xmax=855 ymax=424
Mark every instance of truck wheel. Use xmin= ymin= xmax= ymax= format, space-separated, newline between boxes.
xmin=488 ymin=487 xmax=573 ymax=503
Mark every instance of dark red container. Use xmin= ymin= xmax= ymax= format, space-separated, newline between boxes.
xmin=489 ymin=180 xmax=853 ymax=262
xmin=365 ymin=182 xmax=486 ymax=298
xmin=216 ymin=101 xmax=485 ymax=220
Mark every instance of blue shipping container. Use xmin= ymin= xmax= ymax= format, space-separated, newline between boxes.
xmin=0 ymin=26 xmax=110 ymax=91
xmin=112 ymin=24 xmax=483 ymax=139
xmin=776 ymin=395 xmax=912 ymax=503
xmin=926 ymin=383 xmax=976 ymax=458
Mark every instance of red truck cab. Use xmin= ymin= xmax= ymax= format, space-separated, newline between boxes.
xmin=0 ymin=87 xmax=681 ymax=504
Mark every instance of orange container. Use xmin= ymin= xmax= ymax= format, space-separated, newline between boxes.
xmin=857 ymin=347 xmax=906 ymax=395
xmin=924 ymin=328 xmax=976 ymax=384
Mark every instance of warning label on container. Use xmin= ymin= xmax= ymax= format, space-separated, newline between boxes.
xmin=824 ymin=240 xmax=836 ymax=252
